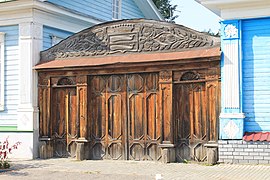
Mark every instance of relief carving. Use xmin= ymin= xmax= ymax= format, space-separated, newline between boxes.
xmin=160 ymin=70 xmax=172 ymax=82
xmin=40 ymin=19 xmax=220 ymax=61
xmin=38 ymin=75 xmax=49 ymax=86
xmin=76 ymin=76 xmax=87 ymax=85
xmin=180 ymin=72 xmax=200 ymax=81
xmin=57 ymin=77 xmax=75 ymax=85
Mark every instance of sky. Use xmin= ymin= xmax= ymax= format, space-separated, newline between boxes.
xmin=170 ymin=0 xmax=221 ymax=33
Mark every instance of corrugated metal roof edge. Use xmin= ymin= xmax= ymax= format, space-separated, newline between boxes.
xmin=34 ymin=46 xmax=220 ymax=70
xmin=243 ymin=132 xmax=270 ymax=142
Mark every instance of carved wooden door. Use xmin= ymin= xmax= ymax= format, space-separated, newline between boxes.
xmin=127 ymin=73 xmax=161 ymax=161
xmin=89 ymin=73 xmax=161 ymax=161
xmin=52 ymin=88 xmax=77 ymax=158
xmin=89 ymin=75 xmax=126 ymax=160
xmin=174 ymin=81 xmax=219 ymax=162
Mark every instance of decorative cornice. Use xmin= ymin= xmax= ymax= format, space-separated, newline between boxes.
xmin=40 ymin=19 xmax=220 ymax=62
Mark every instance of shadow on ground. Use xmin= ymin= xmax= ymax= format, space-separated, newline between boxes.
xmin=0 ymin=159 xmax=51 ymax=177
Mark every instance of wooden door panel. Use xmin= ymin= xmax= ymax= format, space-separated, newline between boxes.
xmin=90 ymin=76 xmax=106 ymax=160
xmin=108 ymin=94 xmax=122 ymax=139
xmin=175 ymin=84 xmax=191 ymax=162
xmin=146 ymin=93 xmax=160 ymax=140
xmin=53 ymin=89 xmax=67 ymax=157
xmin=128 ymin=93 xmax=145 ymax=160
xmin=192 ymin=84 xmax=206 ymax=141
xmin=52 ymin=88 xmax=77 ymax=158
xmin=90 ymin=94 xmax=106 ymax=160
xmin=175 ymin=81 xmax=218 ymax=162
xmin=90 ymin=75 xmax=125 ymax=160
xmin=67 ymin=89 xmax=77 ymax=157
xmin=90 ymin=73 xmax=160 ymax=161
xmin=129 ymin=94 xmax=144 ymax=140
xmin=128 ymin=73 xmax=161 ymax=161
xmin=206 ymin=83 xmax=220 ymax=141
xmin=146 ymin=92 xmax=161 ymax=161
xmin=107 ymin=93 xmax=124 ymax=160
xmin=191 ymin=84 xmax=207 ymax=161
xmin=128 ymin=74 xmax=145 ymax=161
xmin=91 ymin=94 xmax=106 ymax=139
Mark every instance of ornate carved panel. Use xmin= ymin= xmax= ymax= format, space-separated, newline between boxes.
xmin=57 ymin=77 xmax=75 ymax=86
xmin=50 ymin=77 xmax=76 ymax=87
xmin=174 ymin=80 xmax=220 ymax=162
xmin=180 ymin=72 xmax=200 ymax=81
xmin=40 ymin=19 xmax=220 ymax=61
xmin=51 ymin=88 xmax=78 ymax=158
xmin=89 ymin=73 xmax=161 ymax=161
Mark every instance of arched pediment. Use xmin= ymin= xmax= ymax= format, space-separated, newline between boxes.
xmin=40 ymin=19 xmax=220 ymax=62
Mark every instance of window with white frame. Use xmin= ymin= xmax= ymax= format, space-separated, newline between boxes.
xmin=112 ymin=0 xmax=121 ymax=20
xmin=0 ymin=32 xmax=5 ymax=111
xmin=51 ymin=35 xmax=64 ymax=46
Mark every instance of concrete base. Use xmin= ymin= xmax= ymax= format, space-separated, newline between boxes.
xmin=76 ymin=143 xmax=85 ymax=161
xmin=75 ymin=139 xmax=88 ymax=161
xmin=204 ymin=143 xmax=218 ymax=165
xmin=159 ymin=143 xmax=175 ymax=163
xmin=39 ymin=139 xmax=53 ymax=159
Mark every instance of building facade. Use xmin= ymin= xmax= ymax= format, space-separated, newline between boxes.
xmin=197 ymin=0 xmax=270 ymax=164
xmin=0 ymin=0 xmax=162 ymax=159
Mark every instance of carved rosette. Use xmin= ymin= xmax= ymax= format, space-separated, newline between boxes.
xmin=40 ymin=19 xmax=220 ymax=62
xmin=76 ymin=76 xmax=88 ymax=86
xmin=159 ymin=70 xmax=172 ymax=83
xmin=224 ymin=24 xmax=238 ymax=39
xmin=38 ymin=74 xmax=50 ymax=87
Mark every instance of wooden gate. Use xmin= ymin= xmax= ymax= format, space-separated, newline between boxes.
xmin=174 ymin=73 xmax=220 ymax=162
xmin=51 ymin=87 xmax=78 ymax=157
xmin=89 ymin=73 xmax=161 ymax=161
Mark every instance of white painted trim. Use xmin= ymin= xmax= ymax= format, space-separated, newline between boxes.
xmin=220 ymin=113 xmax=245 ymax=119
xmin=0 ymin=32 xmax=5 ymax=111
xmin=223 ymin=42 xmax=240 ymax=109
xmin=146 ymin=0 xmax=164 ymax=20
xmin=17 ymin=22 xmax=42 ymax=131
xmin=50 ymin=35 xmax=64 ymax=46
xmin=0 ymin=0 xmax=103 ymax=25
xmin=33 ymin=9 xmax=91 ymax=33
xmin=33 ymin=1 xmax=103 ymax=24
xmin=196 ymin=0 xmax=270 ymax=20
xmin=133 ymin=0 xmax=164 ymax=20
xmin=112 ymin=0 xmax=122 ymax=20
xmin=221 ymin=5 xmax=270 ymax=20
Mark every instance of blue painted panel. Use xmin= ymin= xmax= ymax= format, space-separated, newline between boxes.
xmin=219 ymin=117 xmax=244 ymax=139
xmin=121 ymin=0 xmax=144 ymax=19
xmin=0 ymin=25 xmax=19 ymax=126
xmin=242 ymin=17 xmax=270 ymax=132
xmin=46 ymin=0 xmax=144 ymax=21
xmin=43 ymin=26 xmax=73 ymax=50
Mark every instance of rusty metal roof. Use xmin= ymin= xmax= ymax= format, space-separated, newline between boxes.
xmin=243 ymin=132 xmax=270 ymax=142
xmin=34 ymin=47 xmax=220 ymax=70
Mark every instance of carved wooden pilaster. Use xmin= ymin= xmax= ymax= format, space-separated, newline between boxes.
xmin=76 ymin=75 xmax=88 ymax=140
xmin=159 ymin=70 xmax=174 ymax=144
xmin=38 ymin=75 xmax=51 ymax=138
xmin=38 ymin=75 xmax=53 ymax=159
xmin=205 ymin=71 xmax=220 ymax=142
